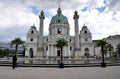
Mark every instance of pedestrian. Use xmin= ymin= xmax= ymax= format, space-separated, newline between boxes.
xmin=12 ymin=55 xmax=17 ymax=69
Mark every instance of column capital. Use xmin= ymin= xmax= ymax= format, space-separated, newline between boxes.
xmin=39 ymin=10 xmax=45 ymax=19
xmin=73 ymin=10 xmax=79 ymax=19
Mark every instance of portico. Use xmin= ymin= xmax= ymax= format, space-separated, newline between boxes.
xmin=47 ymin=43 xmax=71 ymax=58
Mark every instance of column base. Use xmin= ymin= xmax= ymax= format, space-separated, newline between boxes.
xmin=75 ymin=49 xmax=80 ymax=56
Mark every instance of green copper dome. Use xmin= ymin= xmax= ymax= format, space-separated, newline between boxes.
xmin=31 ymin=24 xmax=36 ymax=29
xmin=50 ymin=8 xmax=68 ymax=24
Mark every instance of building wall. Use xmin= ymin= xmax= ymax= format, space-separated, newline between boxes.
xmin=25 ymin=44 xmax=37 ymax=57
xmin=80 ymin=43 xmax=94 ymax=56
xmin=25 ymin=26 xmax=38 ymax=57
xmin=49 ymin=24 xmax=69 ymax=35
xmin=80 ymin=26 xmax=94 ymax=57
xmin=42 ymin=35 xmax=73 ymax=57
xmin=25 ymin=25 xmax=94 ymax=58
xmin=105 ymin=35 xmax=120 ymax=52
xmin=25 ymin=9 xmax=94 ymax=58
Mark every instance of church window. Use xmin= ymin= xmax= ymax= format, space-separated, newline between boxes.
xmin=70 ymin=39 xmax=71 ymax=42
xmin=57 ymin=50 xmax=60 ymax=56
xmin=58 ymin=20 xmax=60 ymax=23
xmin=30 ymin=39 xmax=33 ymax=42
xmin=85 ymin=39 xmax=88 ymax=42
xmin=70 ymin=46 xmax=72 ymax=51
xmin=84 ymin=30 xmax=87 ymax=33
xmin=46 ymin=46 xmax=48 ymax=51
xmin=58 ymin=28 xmax=61 ymax=34
xmin=84 ymin=48 xmax=90 ymax=57
xmin=31 ymin=30 xmax=34 ymax=33
xmin=67 ymin=30 xmax=69 ymax=34
xmin=29 ymin=48 xmax=33 ymax=58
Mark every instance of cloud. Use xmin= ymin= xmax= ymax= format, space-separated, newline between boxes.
xmin=0 ymin=0 xmax=120 ymax=42
xmin=87 ymin=0 xmax=105 ymax=11
xmin=108 ymin=0 xmax=120 ymax=11
xmin=0 ymin=0 xmax=39 ymax=41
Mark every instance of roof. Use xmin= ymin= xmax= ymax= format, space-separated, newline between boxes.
xmin=50 ymin=7 xmax=68 ymax=24
xmin=106 ymin=35 xmax=120 ymax=39
xmin=31 ymin=24 xmax=36 ymax=29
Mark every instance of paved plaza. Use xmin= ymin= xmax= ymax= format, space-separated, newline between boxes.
xmin=0 ymin=66 xmax=120 ymax=79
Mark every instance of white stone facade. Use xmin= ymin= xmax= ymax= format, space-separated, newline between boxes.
xmin=105 ymin=35 xmax=120 ymax=52
xmin=25 ymin=8 xmax=94 ymax=59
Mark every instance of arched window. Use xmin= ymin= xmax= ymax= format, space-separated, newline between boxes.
xmin=29 ymin=48 xmax=33 ymax=58
xmin=46 ymin=46 xmax=48 ymax=51
xmin=85 ymin=39 xmax=88 ymax=42
xmin=70 ymin=46 xmax=72 ymax=51
xmin=58 ymin=20 xmax=60 ymax=23
xmin=30 ymin=39 xmax=33 ymax=42
xmin=57 ymin=50 xmax=60 ymax=56
xmin=84 ymin=30 xmax=87 ymax=33
xmin=31 ymin=30 xmax=34 ymax=33
xmin=58 ymin=28 xmax=61 ymax=34
xmin=85 ymin=48 xmax=89 ymax=53
xmin=84 ymin=48 xmax=90 ymax=57
xmin=70 ymin=39 xmax=71 ymax=42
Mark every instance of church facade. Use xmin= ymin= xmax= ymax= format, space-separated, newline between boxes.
xmin=25 ymin=8 xmax=94 ymax=59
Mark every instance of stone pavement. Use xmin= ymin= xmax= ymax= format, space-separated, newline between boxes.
xmin=0 ymin=66 xmax=120 ymax=79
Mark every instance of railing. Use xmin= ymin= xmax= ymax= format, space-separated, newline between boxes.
xmin=0 ymin=58 xmax=120 ymax=64
xmin=0 ymin=57 xmax=120 ymax=64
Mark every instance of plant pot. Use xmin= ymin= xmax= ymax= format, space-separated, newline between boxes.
xmin=59 ymin=63 xmax=64 ymax=68
xmin=101 ymin=63 xmax=106 ymax=67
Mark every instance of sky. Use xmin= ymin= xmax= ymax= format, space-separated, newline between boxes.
xmin=0 ymin=0 xmax=120 ymax=42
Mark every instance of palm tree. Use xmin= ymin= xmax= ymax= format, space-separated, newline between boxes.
xmin=11 ymin=38 xmax=24 ymax=57
xmin=96 ymin=39 xmax=108 ymax=67
xmin=56 ymin=38 xmax=68 ymax=68
xmin=106 ymin=44 xmax=113 ymax=58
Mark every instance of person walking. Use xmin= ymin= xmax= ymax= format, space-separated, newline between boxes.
xmin=12 ymin=55 xmax=17 ymax=69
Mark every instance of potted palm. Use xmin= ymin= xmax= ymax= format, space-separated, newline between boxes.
xmin=56 ymin=38 xmax=68 ymax=68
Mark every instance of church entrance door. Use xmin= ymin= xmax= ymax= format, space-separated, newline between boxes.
xmin=57 ymin=50 xmax=61 ymax=56
xmin=29 ymin=48 xmax=33 ymax=58
xmin=84 ymin=48 xmax=90 ymax=58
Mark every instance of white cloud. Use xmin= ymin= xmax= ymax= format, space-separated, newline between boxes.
xmin=0 ymin=0 xmax=39 ymax=41
xmin=0 ymin=0 xmax=120 ymax=42
xmin=88 ymin=0 xmax=105 ymax=9
xmin=108 ymin=0 xmax=120 ymax=11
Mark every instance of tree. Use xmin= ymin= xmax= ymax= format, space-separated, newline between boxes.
xmin=11 ymin=38 xmax=24 ymax=57
xmin=96 ymin=39 xmax=108 ymax=67
xmin=106 ymin=44 xmax=113 ymax=58
xmin=103 ymin=45 xmax=108 ymax=58
xmin=112 ymin=52 xmax=117 ymax=59
xmin=3 ymin=48 xmax=11 ymax=57
xmin=0 ymin=48 xmax=4 ymax=57
xmin=56 ymin=38 xmax=68 ymax=68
